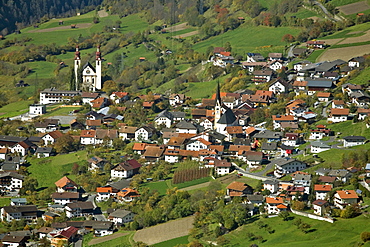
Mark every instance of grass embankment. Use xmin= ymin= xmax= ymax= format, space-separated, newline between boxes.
xmin=227 ymin=214 xmax=370 ymax=247
xmin=0 ymin=100 xmax=33 ymax=118
xmin=27 ymin=150 xmax=87 ymax=189
xmin=153 ymin=235 xmax=189 ymax=247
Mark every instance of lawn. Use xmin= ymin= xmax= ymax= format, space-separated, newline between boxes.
xmin=330 ymin=0 xmax=368 ymax=7
xmin=323 ymin=22 xmax=370 ymax=40
xmin=153 ymin=235 xmax=189 ymax=247
xmin=172 ymin=177 xmax=212 ymax=189
xmin=24 ymin=61 xmax=58 ymax=79
xmin=286 ymin=9 xmax=318 ymax=19
xmin=42 ymin=106 xmax=83 ymax=117
xmin=0 ymin=197 xmax=11 ymax=207
xmin=143 ymin=180 xmax=170 ymax=196
xmin=27 ymin=150 xmax=87 ymax=189
xmin=226 ymin=214 xmax=370 ymax=247
xmin=327 ymin=121 xmax=370 ymax=139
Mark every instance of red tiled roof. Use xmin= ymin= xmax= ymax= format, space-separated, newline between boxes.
xmin=336 ymin=190 xmax=358 ymax=199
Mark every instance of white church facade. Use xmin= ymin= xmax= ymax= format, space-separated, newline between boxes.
xmin=74 ymin=45 xmax=102 ymax=91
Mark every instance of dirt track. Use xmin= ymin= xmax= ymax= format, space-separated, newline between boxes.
xmin=173 ymin=30 xmax=199 ymax=38
xmin=28 ymin=23 xmax=92 ymax=33
xmin=133 ymin=216 xmax=194 ymax=245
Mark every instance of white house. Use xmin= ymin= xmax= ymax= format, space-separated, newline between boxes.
xmin=186 ymin=138 xmax=211 ymax=151
xmin=310 ymin=141 xmax=331 ymax=153
xmin=265 ymin=197 xmax=287 ymax=214
xmin=334 ymin=190 xmax=358 ymax=209
xmin=263 ymin=180 xmax=279 ymax=193
xmin=154 ymin=110 xmax=173 ymax=128
xmin=328 ymin=108 xmax=349 ymax=123
xmin=273 ymin=158 xmax=307 ymax=178
xmin=29 ymin=104 xmax=46 ymax=115
xmin=314 ymin=184 xmax=332 ymax=200
xmin=135 ymin=126 xmax=156 ymax=141
xmin=108 ymin=209 xmax=134 ymax=225
xmin=343 ymin=136 xmax=366 ymax=148
xmin=110 ymin=159 xmax=142 ymax=179
xmin=41 ymin=130 xmax=63 ymax=146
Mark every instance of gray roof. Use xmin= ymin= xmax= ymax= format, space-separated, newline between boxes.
xmin=311 ymin=141 xmax=330 ymax=148
xmin=306 ymin=78 xmax=333 ymax=88
xmin=109 ymin=179 xmax=130 ymax=190
xmin=11 ymin=198 xmax=27 ymax=204
xmin=109 ymin=209 xmax=133 ymax=218
xmin=261 ymin=142 xmax=277 ymax=150
xmin=154 ymin=110 xmax=173 ymax=121
xmin=176 ymin=121 xmax=197 ymax=129
xmin=254 ymin=130 xmax=282 ymax=139
xmin=170 ymin=111 xmax=185 ymax=119
xmin=0 ymin=172 xmax=24 ymax=180
xmin=247 ymin=194 xmax=263 ymax=201
xmin=218 ymin=108 xmax=237 ymax=124
xmin=328 ymin=169 xmax=350 ymax=177
xmin=343 ymin=135 xmax=366 ymax=141
xmin=36 ymin=147 xmax=53 ymax=153
xmin=272 ymin=157 xmax=305 ymax=167
xmin=294 ymin=174 xmax=311 ymax=181
xmin=83 ymin=220 xmax=113 ymax=230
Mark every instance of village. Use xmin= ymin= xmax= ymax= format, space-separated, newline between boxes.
xmin=0 ymin=40 xmax=370 ymax=246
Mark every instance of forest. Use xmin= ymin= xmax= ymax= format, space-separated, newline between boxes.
xmin=0 ymin=0 xmax=103 ymax=35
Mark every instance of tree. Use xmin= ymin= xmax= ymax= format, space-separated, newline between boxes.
xmin=20 ymin=177 xmax=38 ymax=195
xmin=361 ymin=232 xmax=370 ymax=242
xmin=278 ymin=211 xmax=290 ymax=221
xmin=54 ymin=134 xmax=76 ymax=154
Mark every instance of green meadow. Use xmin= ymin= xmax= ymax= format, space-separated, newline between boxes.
xmin=27 ymin=150 xmax=87 ymax=189
xmin=192 ymin=24 xmax=302 ymax=56
xmin=226 ymin=214 xmax=370 ymax=247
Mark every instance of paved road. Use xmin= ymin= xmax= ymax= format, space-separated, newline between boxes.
xmin=87 ymin=194 xmax=107 ymax=221
xmin=312 ymin=0 xmax=337 ymax=22
xmin=232 ymin=163 xmax=276 ymax=181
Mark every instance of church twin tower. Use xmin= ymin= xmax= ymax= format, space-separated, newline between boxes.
xmin=74 ymin=45 xmax=102 ymax=91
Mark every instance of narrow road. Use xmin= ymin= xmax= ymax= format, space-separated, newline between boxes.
xmin=312 ymin=0 xmax=337 ymax=22
xmin=232 ymin=163 xmax=276 ymax=181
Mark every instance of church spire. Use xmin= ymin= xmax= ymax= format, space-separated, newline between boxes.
xmin=216 ymin=80 xmax=221 ymax=106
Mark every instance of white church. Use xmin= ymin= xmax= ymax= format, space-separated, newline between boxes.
xmin=74 ymin=45 xmax=102 ymax=91
xmin=214 ymin=82 xmax=238 ymax=135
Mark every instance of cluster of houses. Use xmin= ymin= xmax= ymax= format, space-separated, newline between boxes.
xmin=0 ymin=175 xmax=136 ymax=246
xmin=225 ymin=165 xmax=362 ymax=218
xmin=1 ymin=45 xmax=370 ymax=246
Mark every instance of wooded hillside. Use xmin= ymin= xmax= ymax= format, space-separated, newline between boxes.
xmin=0 ymin=0 xmax=103 ymax=35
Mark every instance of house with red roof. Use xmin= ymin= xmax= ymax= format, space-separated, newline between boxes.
xmin=55 ymin=176 xmax=79 ymax=193
xmin=110 ymin=92 xmax=129 ymax=104
xmin=50 ymin=226 xmax=78 ymax=246
xmin=265 ymin=197 xmax=287 ymax=214
xmin=110 ymin=159 xmax=142 ymax=179
xmin=116 ymin=188 xmax=140 ymax=202
xmin=328 ymin=108 xmax=349 ymax=123
xmin=314 ymin=184 xmax=332 ymax=200
xmin=334 ymin=190 xmax=358 ymax=209
xmin=226 ymin=181 xmax=253 ymax=197
xmin=41 ymin=130 xmax=64 ymax=146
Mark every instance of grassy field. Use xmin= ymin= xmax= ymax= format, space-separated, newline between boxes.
xmin=327 ymin=121 xmax=370 ymax=138
xmin=348 ymin=66 xmax=370 ymax=85
xmin=42 ymin=105 xmax=83 ymax=117
xmin=323 ymin=22 xmax=370 ymax=40
xmin=331 ymin=0 xmax=369 ymax=6
xmin=153 ymin=235 xmax=189 ymax=247
xmin=286 ymin=9 xmax=318 ymax=19
xmin=88 ymin=231 xmax=132 ymax=247
xmin=143 ymin=177 xmax=213 ymax=195
xmin=307 ymin=49 xmax=326 ymax=63
xmin=0 ymin=100 xmax=33 ymax=118
xmin=0 ymin=198 xmax=11 ymax=207
xmin=27 ymin=150 xmax=87 ymax=189
xmin=192 ymin=24 xmax=302 ymax=56
xmin=226 ymin=214 xmax=370 ymax=247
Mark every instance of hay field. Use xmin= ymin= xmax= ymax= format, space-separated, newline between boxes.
xmin=337 ymin=1 xmax=370 ymax=15
xmin=133 ymin=216 xmax=194 ymax=245
xmin=318 ymin=44 xmax=370 ymax=61
xmin=338 ymin=29 xmax=370 ymax=44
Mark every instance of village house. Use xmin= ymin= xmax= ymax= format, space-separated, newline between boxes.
xmin=273 ymin=158 xmax=307 ymax=178
xmin=332 ymin=100 xmax=345 ymax=109
xmin=309 ymin=125 xmax=332 ymax=140
xmin=35 ymin=119 xmax=60 ymax=133
xmin=268 ymin=78 xmax=291 ymax=94
xmin=0 ymin=172 xmax=24 ymax=191
xmin=226 ymin=181 xmax=253 ymax=197
xmin=110 ymin=92 xmax=129 ymax=104
xmin=334 ymin=190 xmax=358 ymax=209
xmin=2 ymin=235 xmax=29 ymax=247
xmin=265 ymin=197 xmax=287 ymax=214
xmin=118 ymin=126 xmax=137 ymax=140
xmin=108 ymin=209 xmax=135 ymax=226
xmin=342 ymin=136 xmax=366 ymax=148
xmin=65 ymin=201 xmax=94 ymax=218
xmin=306 ymin=40 xmax=325 ymax=49
xmin=81 ymin=92 xmax=99 ymax=105
xmin=50 ymin=226 xmax=78 ymax=247
xmin=51 ymin=192 xmax=80 ymax=205
xmin=272 ymin=115 xmax=296 ymax=130
xmin=314 ymin=184 xmax=332 ymax=200
xmin=35 ymin=147 xmax=54 ymax=158
xmin=310 ymin=141 xmax=331 ymax=153
xmin=39 ymin=88 xmax=81 ymax=105
xmin=116 ymin=188 xmax=140 ymax=202
xmin=263 ymin=180 xmax=279 ymax=193
xmin=252 ymin=69 xmax=274 ymax=83
xmin=83 ymin=220 xmax=114 ymax=237
xmin=348 ymin=56 xmax=365 ymax=68
xmin=328 ymin=108 xmax=350 ymax=123
xmin=135 ymin=125 xmax=156 ymax=141
xmin=55 ymin=176 xmax=79 ymax=193
xmin=1 ymin=205 xmax=38 ymax=222
xmin=41 ymin=130 xmax=63 ymax=146
xmin=96 ymin=186 xmax=118 ymax=202
xmin=169 ymin=93 xmax=185 ymax=106
xmin=110 ymin=159 xmax=142 ymax=179
xmin=87 ymin=156 xmax=106 ymax=171
xmin=312 ymin=200 xmax=329 ymax=216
